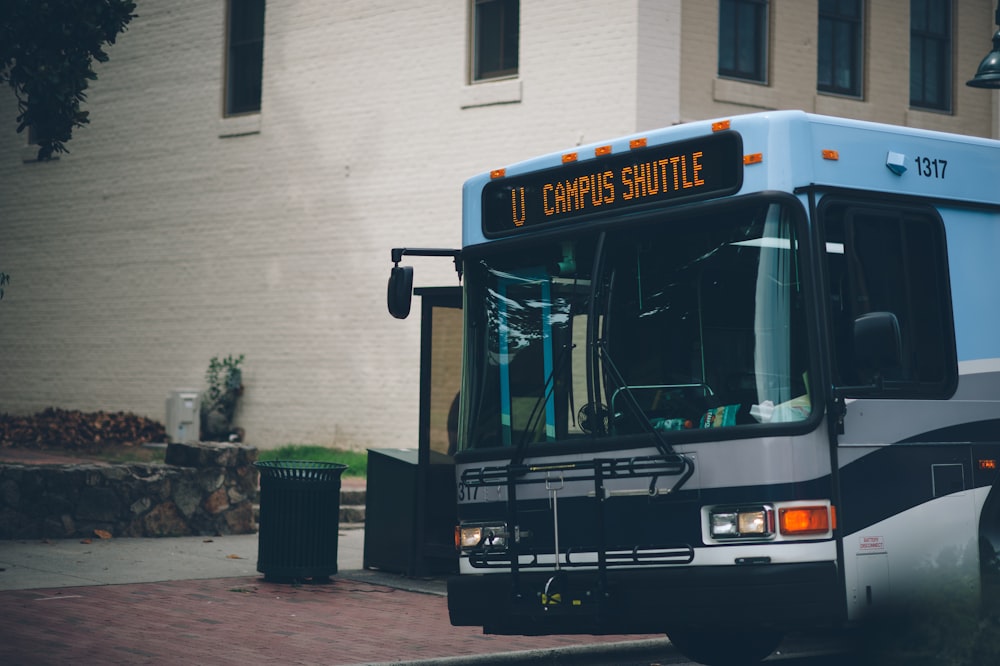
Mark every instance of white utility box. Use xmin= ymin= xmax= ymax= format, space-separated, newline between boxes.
xmin=166 ymin=389 xmax=201 ymax=443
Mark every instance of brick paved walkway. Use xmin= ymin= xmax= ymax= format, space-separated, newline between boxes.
xmin=0 ymin=449 xmax=668 ymax=663
xmin=0 ymin=575 xmax=661 ymax=665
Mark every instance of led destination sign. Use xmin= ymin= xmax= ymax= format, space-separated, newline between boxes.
xmin=482 ymin=131 xmax=743 ymax=235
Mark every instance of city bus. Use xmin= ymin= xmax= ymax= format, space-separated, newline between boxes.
xmin=387 ymin=110 xmax=1000 ymax=665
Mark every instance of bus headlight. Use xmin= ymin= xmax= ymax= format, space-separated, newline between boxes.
xmin=455 ymin=523 xmax=508 ymax=551
xmin=709 ymin=505 xmax=775 ymax=539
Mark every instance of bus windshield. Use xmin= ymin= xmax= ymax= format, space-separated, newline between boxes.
xmin=461 ymin=199 xmax=812 ymax=451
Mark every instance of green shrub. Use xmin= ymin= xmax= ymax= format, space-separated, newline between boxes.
xmin=257 ymin=445 xmax=367 ymax=478
xmin=201 ymin=354 xmax=245 ymax=441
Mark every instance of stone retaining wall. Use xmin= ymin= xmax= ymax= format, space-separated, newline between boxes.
xmin=0 ymin=442 xmax=258 ymax=540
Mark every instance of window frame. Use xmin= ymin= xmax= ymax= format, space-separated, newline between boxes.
xmin=717 ymin=0 xmax=769 ymax=83
xmin=224 ymin=0 xmax=266 ymax=117
xmin=909 ymin=0 xmax=953 ymax=112
xmin=20 ymin=121 xmax=54 ymax=163
xmin=458 ymin=192 xmax=824 ymax=455
xmin=470 ymin=0 xmax=520 ymax=83
xmin=817 ymin=0 xmax=864 ymax=98
xmin=819 ymin=195 xmax=957 ymax=400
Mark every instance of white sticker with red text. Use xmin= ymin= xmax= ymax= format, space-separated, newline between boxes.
xmin=858 ymin=536 xmax=886 ymax=554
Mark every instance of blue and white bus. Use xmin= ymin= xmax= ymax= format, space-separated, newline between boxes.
xmin=389 ymin=110 xmax=1000 ymax=665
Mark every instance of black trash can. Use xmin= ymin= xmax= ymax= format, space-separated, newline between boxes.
xmin=254 ymin=461 xmax=348 ymax=581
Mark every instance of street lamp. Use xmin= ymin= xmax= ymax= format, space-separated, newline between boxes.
xmin=968 ymin=4 xmax=1000 ymax=88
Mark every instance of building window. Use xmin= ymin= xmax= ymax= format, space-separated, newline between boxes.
xmin=910 ymin=0 xmax=951 ymax=111
xmin=472 ymin=0 xmax=519 ymax=81
xmin=21 ymin=121 xmax=50 ymax=162
xmin=26 ymin=123 xmax=40 ymax=148
xmin=817 ymin=0 xmax=863 ymax=97
xmin=225 ymin=0 xmax=265 ymax=116
xmin=718 ymin=0 xmax=768 ymax=83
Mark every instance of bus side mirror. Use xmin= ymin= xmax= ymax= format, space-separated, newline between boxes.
xmin=387 ymin=265 xmax=414 ymax=319
xmin=853 ymin=311 xmax=901 ymax=373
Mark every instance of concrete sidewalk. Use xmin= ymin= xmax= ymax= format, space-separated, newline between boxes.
xmin=0 ymin=528 xmax=675 ymax=665
xmin=0 ymin=530 xmax=271 ymax=591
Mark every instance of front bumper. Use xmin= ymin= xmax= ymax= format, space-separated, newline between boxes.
xmin=448 ymin=561 xmax=842 ymax=635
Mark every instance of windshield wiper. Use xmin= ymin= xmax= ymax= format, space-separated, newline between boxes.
xmin=598 ymin=340 xmax=694 ymax=495
xmin=510 ymin=341 xmax=573 ymax=467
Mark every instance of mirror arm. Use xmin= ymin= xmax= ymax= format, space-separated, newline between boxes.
xmin=390 ymin=247 xmax=463 ymax=280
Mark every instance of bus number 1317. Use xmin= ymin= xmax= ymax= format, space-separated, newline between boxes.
xmin=915 ymin=156 xmax=947 ymax=178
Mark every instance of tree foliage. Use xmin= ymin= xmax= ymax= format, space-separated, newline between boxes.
xmin=0 ymin=0 xmax=137 ymax=160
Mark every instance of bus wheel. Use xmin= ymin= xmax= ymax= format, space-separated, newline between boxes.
xmin=666 ymin=626 xmax=783 ymax=665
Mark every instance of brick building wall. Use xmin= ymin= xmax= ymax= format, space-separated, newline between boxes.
xmin=680 ymin=0 xmax=996 ymax=134
xmin=0 ymin=0 xmax=648 ymax=450
xmin=0 ymin=0 xmax=996 ymax=450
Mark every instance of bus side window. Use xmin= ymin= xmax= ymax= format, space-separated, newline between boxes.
xmin=822 ymin=200 xmax=957 ymax=397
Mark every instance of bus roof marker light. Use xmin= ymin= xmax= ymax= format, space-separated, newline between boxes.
xmin=886 ymin=151 xmax=907 ymax=175
xmin=562 ymin=152 xmax=578 ymax=164
xmin=629 ymin=138 xmax=647 ymax=149
xmin=490 ymin=168 xmax=506 ymax=179
xmin=712 ymin=120 xmax=731 ymax=132
xmin=822 ymin=149 xmax=839 ymax=161
xmin=595 ymin=145 xmax=612 ymax=157
xmin=744 ymin=153 xmax=763 ymax=165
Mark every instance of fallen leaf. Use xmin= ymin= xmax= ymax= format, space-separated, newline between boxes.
xmin=80 ymin=539 xmax=92 ymax=544
xmin=94 ymin=529 xmax=112 ymax=540
xmin=226 ymin=554 xmax=244 ymax=559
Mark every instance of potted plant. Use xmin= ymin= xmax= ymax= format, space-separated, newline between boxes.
xmin=200 ymin=354 xmax=245 ymax=441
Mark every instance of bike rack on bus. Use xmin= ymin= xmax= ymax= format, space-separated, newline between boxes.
xmin=460 ymin=452 xmax=695 ymax=609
